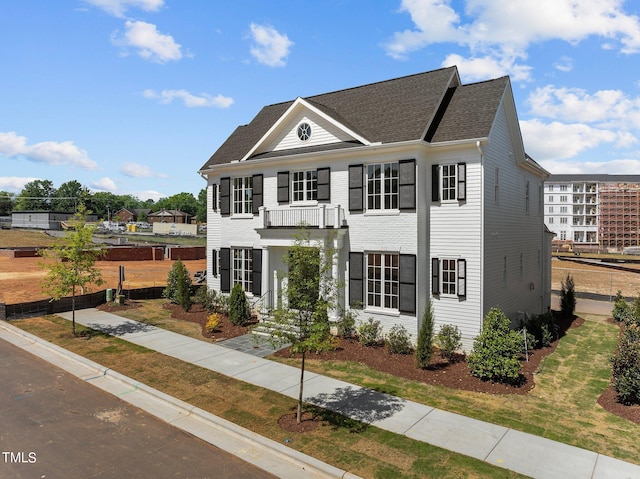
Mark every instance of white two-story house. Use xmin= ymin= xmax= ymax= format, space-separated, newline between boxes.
xmin=198 ymin=66 xmax=551 ymax=349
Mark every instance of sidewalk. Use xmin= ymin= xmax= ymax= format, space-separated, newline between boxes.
xmin=6 ymin=308 xmax=640 ymax=479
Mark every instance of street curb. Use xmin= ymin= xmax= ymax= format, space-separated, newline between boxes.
xmin=0 ymin=321 xmax=361 ymax=479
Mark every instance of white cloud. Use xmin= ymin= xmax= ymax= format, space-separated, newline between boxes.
xmin=385 ymin=0 xmax=640 ymax=79
xmin=132 ymin=190 xmax=164 ymax=202
xmin=0 ymin=131 xmax=98 ymax=169
xmin=442 ymin=52 xmax=532 ymax=82
xmin=528 ymin=85 xmax=640 ymax=129
xmin=143 ymin=89 xmax=234 ymax=108
xmin=248 ymin=23 xmax=293 ymax=67
xmin=112 ymin=20 xmax=182 ymax=63
xmin=0 ymin=177 xmax=39 ymax=192
xmin=83 ymin=0 xmax=164 ymax=18
xmin=120 ymin=162 xmax=168 ymax=178
xmin=539 ymin=158 xmax=640 ymax=175
xmin=554 ymin=56 xmax=573 ymax=72
xmin=92 ymin=177 xmax=117 ymax=192
xmin=520 ymin=119 xmax=627 ymax=161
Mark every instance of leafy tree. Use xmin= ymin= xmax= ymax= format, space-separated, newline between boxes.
xmin=0 ymin=191 xmax=14 ymax=215
xmin=163 ymin=260 xmax=192 ymax=311
xmin=416 ymin=300 xmax=435 ymax=368
xmin=39 ymin=204 xmax=106 ymax=335
xmin=52 ymin=180 xmax=90 ymax=212
xmin=195 ymin=187 xmax=207 ymax=223
xmin=154 ymin=192 xmax=198 ymax=217
xmin=267 ymin=228 xmax=338 ymax=423
xmin=15 ymin=180 xmax=56 ymax=211
xmin=560 ymin=273 xmax=576 ymax=318
xmin=467 ymin=307 xmax=522 ymax=384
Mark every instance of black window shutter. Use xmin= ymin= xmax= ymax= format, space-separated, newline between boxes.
xmin=431 ymin=257 xmax=440 ymax=295
xmin=457 ymin=258 xmax=466 ymax=298
xmin=252 ymin=174 xmax=263 ymax=214
xmin=252 ymin=249 xmax=262 ymax=296
xmin=348 ymin=164 xmax=364 ymax=211
xmin=317 ymin=167 xmax=331 ymax=201
xmin=398 ymin=159 xmax=416 ymax=210
xmin=431 ymin=165 xmax=440 ymax=202
xmin=211 ymin=249 xmax=218 ymax=276
xmin=457 ymin=163 xmax=466 ymax=201
xmin=220 ymin=248 xmax=231 ymax=293
xmin=211 ymin=183 xmax=218 ymax=211
xmin=349 ymin=252 xmax=364 ymax=307
xmin=399 ymin=254 xmax=416 ymax=314
xmin=277 ymin=171 xmax=289 ymax=203
xmin=220 ymin=177 xmax=231 ymax=216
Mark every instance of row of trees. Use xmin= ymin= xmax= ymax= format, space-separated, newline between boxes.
xmin=0 ymin=180 xmax=207 ymax=222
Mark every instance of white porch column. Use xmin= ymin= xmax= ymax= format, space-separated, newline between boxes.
xmin=328 ymin=234 xmax=343 ymax=323
xmin=261 ymin=247 xmax=270 ymax=310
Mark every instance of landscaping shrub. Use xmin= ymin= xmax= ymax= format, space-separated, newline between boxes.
xmin=416 ymin=300 xmax=435 ymax=369
xmin=386 ymin=324 xmax=412 ymax=355
xmin=195 ymin=286 xmax=217 ymax=312
xmin=358 ymin=317 xmax=383 ymax=346
xmin=560 ymin=273 xmax=576 ymax=318
xmin=436 ymin=324 xmax=462 ymax=363
xmin=205 ymin=313 xmax=222 ymax=334
xmin=467 ymin=307 xmax=522 ymax=384
xmin=337 ymin=309 xmax=357 ymax=339
xmin=228 ymin=283 xmax=249 ymax=326
xmin=522 ymin=312 xmax=557 ymax=348
xmin=163 ymin=259 xmax=192 ymax=311
xmin=611 ymin=323 xmax=640 ymax=405
xmin=612 ymin=291 xmax=631 ymax=323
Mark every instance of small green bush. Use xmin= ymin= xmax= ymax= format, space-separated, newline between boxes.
xmin=386 ymin=324 xmax=412 ymax=355
xmin=467 ymin=307 xmax=522 ymax=384
xmin=416 ymin=300 xmax=435 ymax=369
xmin=337 ymin=309 xmax=358 ymax=339
xmin=436 ymin=324 xmax=462 ymax=363
xmin=611 ymin=323 xmax=640 ymax=405
xmin=358 ymin=318 xmax=383 ymax=346
xmin=228 ymin=283 xmax=249 ymax=326
xmin=560 ymin=273 xmax=576 ymax=318
xmin=612 ymin=291 xmax=631 ymax=323
xmin=163 ymin=259 xmax=192 ymax=311
xmin=521 ymin=312 xmax=557 ymax=348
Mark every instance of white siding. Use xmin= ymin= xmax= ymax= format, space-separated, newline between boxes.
xmin=265 ymin=111 xmax=354 ymax=152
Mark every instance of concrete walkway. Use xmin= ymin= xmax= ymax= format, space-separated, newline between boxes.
xmin=9 ymin=308 xmax=640 ymax=479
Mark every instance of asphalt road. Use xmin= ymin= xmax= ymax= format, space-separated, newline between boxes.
xmin=0 ymin=339 xmax=276 ymax=479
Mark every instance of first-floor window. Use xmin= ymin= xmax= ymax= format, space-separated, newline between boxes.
xmin=367 ymin=252 xmax=399 ymax=310
xmin=432 ymin=257 xmax=466 ymax=297
xmin=233 ymin=248 xmax=253 ymax=292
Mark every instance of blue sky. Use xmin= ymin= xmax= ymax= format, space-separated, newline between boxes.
xmin=2 ymin=0 xmax=640 ymax=201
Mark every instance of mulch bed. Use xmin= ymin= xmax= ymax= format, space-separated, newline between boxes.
xmin=96 ymin=301 xmax=640 ymax=427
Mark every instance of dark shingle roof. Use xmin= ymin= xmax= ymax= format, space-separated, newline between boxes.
xmin=201 ymin=66 xmax=510 ymax=169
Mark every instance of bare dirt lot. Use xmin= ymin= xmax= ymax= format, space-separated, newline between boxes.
xmin=0 ymin=256 xmax=206 ymax=304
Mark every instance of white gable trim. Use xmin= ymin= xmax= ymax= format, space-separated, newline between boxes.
xmin=240 ymin=97 xmax=373 ymax=162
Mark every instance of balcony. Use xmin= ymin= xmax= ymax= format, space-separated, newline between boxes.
xmin=259 ymin=205 xmax=346 ymax=229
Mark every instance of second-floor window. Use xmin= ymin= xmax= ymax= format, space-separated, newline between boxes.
xmin=367 ymin=162 xmax=398 ymax=210
xmin=233 ymin=177 xmax=253 ymax=214
xmin=292 ymin=170 xmax=317 ymax=202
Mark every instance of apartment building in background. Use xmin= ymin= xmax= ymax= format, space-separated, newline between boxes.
xmin=544 ymin=174 xmax=640 ymax=253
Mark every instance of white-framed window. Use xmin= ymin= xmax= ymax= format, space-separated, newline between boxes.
xmin=548 ymin=185 xmax=554 ymax=192
xmin=366 ymin=252 xmax=399 ymax=310
xmin=292 ymin=170 xmax=317 ymax=202
xmin=233 ymin=177 xmax=253 ymax=215
xmin=367 ymin=162 xmax=398 ymax=210
xmin=549 ymin=217 xmax=554 ymax=224
xmin=548 ymin=195 xmax=554 ymax=202
xmin=432 ymin=257 xmax=466 ymax=297
xmin=560 ymin=206 xmax=567 ymax=213
xmin=232 ymin=248 xmax=253 ymax=292
xmin=549 ymin=206 xmax=554 ymax=213
xmin=442 ymin=164 xmax=457 ymax=201
xmin=560 ymin=217 xmax=568 ymax=224
xmin=560 ymin=195 xmax=568 ymax=202
xmin=560 ymin=184 xmax=568 ymax=191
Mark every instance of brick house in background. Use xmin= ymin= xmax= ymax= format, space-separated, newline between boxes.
xmin=113 ymin=208 xmax=151 ymax=223
xmin=147 ymin=209 xmax=192 ymax=224
xmin=198 ymin=66 xmax=551 ymax=349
